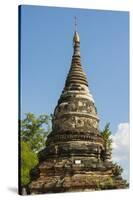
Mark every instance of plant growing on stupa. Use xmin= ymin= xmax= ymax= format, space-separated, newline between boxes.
xmin=112 ymin=163 xmax=123 ymax=176
xmin=101 ymin=123 xmax=113 ymax=153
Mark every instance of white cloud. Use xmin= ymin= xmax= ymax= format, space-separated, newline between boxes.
xmin=111 ymin=122 xmax=130 ymax=181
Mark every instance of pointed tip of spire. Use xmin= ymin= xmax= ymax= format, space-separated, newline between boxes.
xmin=73 ymin=16 xmax=80 ymax=43
xmin=73 ymin=31 xmax=80 ymax=43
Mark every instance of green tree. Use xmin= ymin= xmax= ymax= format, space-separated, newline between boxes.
xmin=21 ymin=141 xmax=38 ymax=186
xmin=20 ymin=113 xmax=51 ymax=191
xmin=101 ymin=123 xmax=113 ymax=152
xmin=101 ymin=123 xmax=128 ymax=186
xmin=21 ymin=113 xmax=51 ymax=152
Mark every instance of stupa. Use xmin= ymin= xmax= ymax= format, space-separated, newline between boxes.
xmin=29 ymin=27 xmax=128 ymax=194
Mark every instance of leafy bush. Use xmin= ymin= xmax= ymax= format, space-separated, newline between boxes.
xmin=21 ymin=141 xmax=38 ymax=186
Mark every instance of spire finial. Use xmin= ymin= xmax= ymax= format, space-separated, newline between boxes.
xmin=74 ymin=16 xmax=77 ymax=32
xmin=73 ymin=17 xmax=80 ymax=43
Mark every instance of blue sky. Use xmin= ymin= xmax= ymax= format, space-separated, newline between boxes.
xmin=20 ymin=5 xmax=129 ymax=135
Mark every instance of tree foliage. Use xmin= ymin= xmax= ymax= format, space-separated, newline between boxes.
xmin=101 ymin=123 xmax=126 ymax=182
xmin=101 ymin=123 xmax=113 ymax=152
xmin=21 ymin=113 xmax=51 ymax=152
xmin=20 ymin=112 xmax=51 ymax=187
xmin=21 ymin=141 xmax=38 ymax=186
xmin=112 ymin=163 xmax=123 ymax=176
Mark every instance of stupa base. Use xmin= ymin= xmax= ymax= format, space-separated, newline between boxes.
xmin=29 ymin=158 xmax=128 ymax=194
xmin=29 ymin=173 xmax=128 ymax=194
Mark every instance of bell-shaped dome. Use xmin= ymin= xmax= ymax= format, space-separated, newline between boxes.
xmin=53 ymin=31 xmax=99 ymax=134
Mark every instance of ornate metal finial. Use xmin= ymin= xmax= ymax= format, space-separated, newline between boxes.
xmin=74 ymin=16 xmax=77 ymax=32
